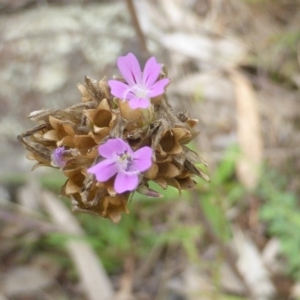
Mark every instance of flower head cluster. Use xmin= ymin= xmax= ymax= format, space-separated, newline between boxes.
xmin=88 ymin=138 xmax=152 ymax=193
xmin=108 ymin=53 xmax=170 ymax=109
xmin=18 ymin=52 xmax=208 ymax=223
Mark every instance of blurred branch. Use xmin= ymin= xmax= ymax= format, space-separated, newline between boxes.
xmin=193 ymin=191 xmax=254 ymax=299
xmin=126 ymin=0 xmax=150 ymax=56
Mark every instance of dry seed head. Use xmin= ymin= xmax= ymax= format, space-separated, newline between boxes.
xmin=18 ymin=54 xmax=209 ymax=223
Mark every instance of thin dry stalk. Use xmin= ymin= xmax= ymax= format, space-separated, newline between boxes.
xmin=134 ymin=242 xmax=164 ymax=285
xmin=193 ymin=191 xmax=253 ymax=299
xmin=126 ymin=0 xmax=150 ymax=56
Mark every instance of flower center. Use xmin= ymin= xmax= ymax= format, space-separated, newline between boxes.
xmin=133 ymin=85 xmax=148 ymax=99
xmin=117 ymin=150 xmax=134 ymax=172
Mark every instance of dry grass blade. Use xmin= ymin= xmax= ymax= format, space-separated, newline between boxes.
xmin=41 ymin=191 xmax=114 ymax=300
xmin=230 ymin=70 xmax=263 ymax=190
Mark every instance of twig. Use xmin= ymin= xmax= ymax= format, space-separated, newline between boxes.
xmin=126 ymin=0 xmax=150 ymax=56
xmin=193 ymin=191 xmax=253 ymax=299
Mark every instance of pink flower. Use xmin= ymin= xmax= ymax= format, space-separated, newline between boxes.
xmin=51 ymin=147 xmax=66 ymax=168
xmin=87 ymin=138 xmax=152 ymax=194
xmin=108 ymin=53 xmax=170 ymax=109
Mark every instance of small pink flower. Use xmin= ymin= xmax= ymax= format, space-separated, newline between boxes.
xmin=108 ymin=53 xmax=170 ymax=109
xmin=87 ymin=138 xmax=152 ymax=194
xmin=51 ymin=147 xmax=66 ymax=168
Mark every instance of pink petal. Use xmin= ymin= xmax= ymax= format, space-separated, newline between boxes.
xmin=117 ymin=53 xmax=142 ymax=86
xmin=87 ymin=159 xmax=118 ymax=182
xmin=99 ymin=138 xmax=132 ymax=158
xmin=148 ymin=78 xmax=170 ymax=98
xmin=133 ymin=146 xmax=152 ymax=172
xmin=114 ymin=172 xmax=139 ymax=193
xmin=108 ymin=80 xmax=136 ymax=100
xmin=128 ymin=98 xmax=150 ymax=109
xmin=108 ymin=80 xmax=130 ymax=99
xmin=143 ymin=57 xmax=161 ymax=87
xmin=51 ymin=147 xmax=66 ymax=168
